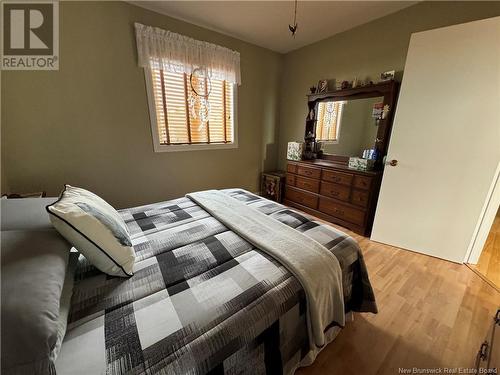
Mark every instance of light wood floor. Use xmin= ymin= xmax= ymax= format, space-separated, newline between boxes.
xmin=298 ymin=222 xmax=500 ymax=375
xmin=469 ymin=208 xmax=500 ymax=290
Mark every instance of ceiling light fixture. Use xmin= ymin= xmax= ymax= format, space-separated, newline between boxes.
xmin=289 ymin=0 xmax=298 ymax=38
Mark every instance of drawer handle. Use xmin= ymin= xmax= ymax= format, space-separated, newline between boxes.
xmin=333 ymin=177 xmax=341 ymax=182
xmin=334 ymin=208 xmax=344 ymax=215
xmin=330 ymin=191 xmax=339 ymax=196
xmin=304 ymin=170 xmax=312 ymax=175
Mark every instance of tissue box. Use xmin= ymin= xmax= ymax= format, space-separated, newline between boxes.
xmin=287 ymin=142 xmax=304 ymax=161
xmin=348 ymin=157 xmax=375 ymax=171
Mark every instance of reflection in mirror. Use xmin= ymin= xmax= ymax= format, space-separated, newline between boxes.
xmin=316 ymin=96 xmax=384 ymax=157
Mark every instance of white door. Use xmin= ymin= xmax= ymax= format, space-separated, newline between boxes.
xmin=371 ymin=17 xmax=500 ymax=263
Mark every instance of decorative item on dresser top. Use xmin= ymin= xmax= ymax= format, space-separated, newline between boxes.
xmin=286 ymin=80 xmax=399 ymax=236
xmin=287 ymin=141 xmax=304 ymax=161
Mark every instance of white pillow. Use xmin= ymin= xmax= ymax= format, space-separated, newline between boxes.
xmin=46 ymin=185 xmax=135 ymax=277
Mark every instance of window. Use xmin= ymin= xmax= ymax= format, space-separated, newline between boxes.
xmin=145 ymin=68 xmax=236 ymax=152
xmin=135 ymin=23 xmax=241 ymax=152
xmin=315 ymin=101 xmax=344 ymax=142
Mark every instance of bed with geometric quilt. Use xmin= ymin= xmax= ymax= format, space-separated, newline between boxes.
xmin=55 ymin=188 xmax=377 ymax=375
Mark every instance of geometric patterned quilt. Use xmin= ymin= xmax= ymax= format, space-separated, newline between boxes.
xmin=56 ymin=189 xmax=377 ymax=375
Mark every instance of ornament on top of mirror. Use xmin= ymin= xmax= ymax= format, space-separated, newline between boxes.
xmin=316 ymin=80 xmax=328 ymax=93
xmin=341 ymin=80 xmax=351 ymax=90
xmin=363 ymin=78 xmax=374 ymax=86
xmin=380 ymin=70 xmax=395 ymax=82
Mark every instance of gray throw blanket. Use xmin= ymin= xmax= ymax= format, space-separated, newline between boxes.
xmin=187 ymin=190 xmax=345 ymax=347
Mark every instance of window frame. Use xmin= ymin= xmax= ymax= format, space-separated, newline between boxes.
xmin=315 ymin=101 xmax=344 ymax=144
xmin=143 ymin=67 xmax=239 ymax=153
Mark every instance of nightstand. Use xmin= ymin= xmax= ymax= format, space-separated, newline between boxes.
xmin=2 ymin=191 xmax=46 ymax=199
xmin=261 ymin=171 xmax=286 ymax=203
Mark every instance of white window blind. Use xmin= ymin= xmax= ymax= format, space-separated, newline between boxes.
xmin=149 ymin=69 xmax=234 ymax=147
xmin=316 ymin=101 xmax=344 ymax=142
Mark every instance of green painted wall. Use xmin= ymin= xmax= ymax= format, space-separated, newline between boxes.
xmin=278 ymin=1 xmax=500 ymax=169
xmin=3 ymin=1 xmax=500 ymax=207
xmin=1 ymin=1 xmax=282 ymax=207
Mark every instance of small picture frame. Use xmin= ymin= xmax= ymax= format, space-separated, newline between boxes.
xmin=372 ymin=102 xmax=383 ymax=119
xmin=316 ymin=80 xmax=328 ymax=93
xmin=380 ymin=70 xmax=395 ymax=81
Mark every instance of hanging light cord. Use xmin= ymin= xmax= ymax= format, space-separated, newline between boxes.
xmin=289 ymin=0 xmax=298 ymax=37
xmin=293 ymin=0 xmax=297 ymax=26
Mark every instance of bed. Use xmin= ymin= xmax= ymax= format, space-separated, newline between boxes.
xmin=1 ymin=188 xmax=376 ymax=375
xmin=53 ymin=188 xmax=376 ymax=375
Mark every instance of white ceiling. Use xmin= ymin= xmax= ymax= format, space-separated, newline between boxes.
xmin=130 ymin=1 xmax=417 ymax=53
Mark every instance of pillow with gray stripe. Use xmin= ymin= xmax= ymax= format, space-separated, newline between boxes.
xmin=46 ymin=185 xmax=135 ymax=277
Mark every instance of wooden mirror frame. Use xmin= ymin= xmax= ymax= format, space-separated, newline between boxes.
xmin=305 ymin=80 xmax=399 ymax=167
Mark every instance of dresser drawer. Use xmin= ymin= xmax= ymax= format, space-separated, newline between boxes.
xmin=295 ymin=176 xmax=320 ymax=193
xmin=285 ymin=187 xmax=318 ymax=209
xmin=297 ymin=165 xmax=321 ymax=179
xmin=287 ymin=163 xmax=298 ymax=174
xmin=286 ymin=173 xmax=296 ymax=186
xmin=351 ymin=189 xmax=370 ymax=207
xmin=353 ymin=175 xmax=372 ymax=190
xmin=322 ymin=170 xmax=353 ymax=186
xmin=320 ymin=182 xmax=350 ymax=202
xmin=319 ymin=197 xmax=365 ymax=226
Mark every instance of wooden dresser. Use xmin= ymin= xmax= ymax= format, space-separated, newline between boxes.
xmin=284 ymin=159 xmax=382 ymax=236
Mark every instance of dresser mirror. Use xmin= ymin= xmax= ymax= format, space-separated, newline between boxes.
xmin=305 ymin=81 xmax=399 ymax=168
xmin=316 ymin=96 xmax=383 ymax=157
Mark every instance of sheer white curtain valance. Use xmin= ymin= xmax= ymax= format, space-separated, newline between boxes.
xmin=135 ymin=22 xmax=241 ymax=85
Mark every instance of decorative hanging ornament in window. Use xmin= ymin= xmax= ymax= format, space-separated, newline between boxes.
xmin=324 ymin=101 xmax=337 ymax=128
xmin=189 ymin=67 xmax=212 ymax=128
